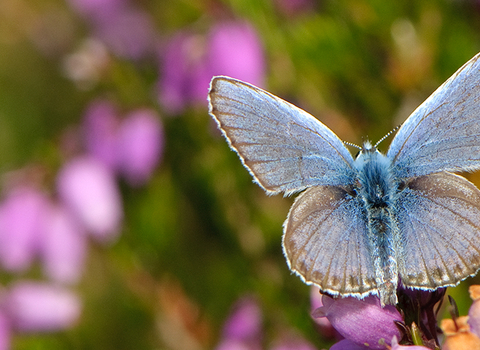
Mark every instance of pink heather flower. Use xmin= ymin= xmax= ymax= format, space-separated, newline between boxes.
xmin=313 ymin=295 xmax=402 ymax=350
xmin=0 ymin=313 xmax=10 ymax=350
xmin=94 ymin=8 xmax=155 ymax=60
xmin=116 ymin=109 xmax=164 ymax=186
xmin=223 ymin=297 xmax=262 ymax=341
xmin=67 ymin=0 xmax=127 ymax=20
xmin=330 ymin=339 xmax=370 ymax=350
xmin=68 ymin=0 xmax=155 ymax=60
xmin=40 ymin=204 xmax=87 ymax=285
xmin=207 ymin=21 xmax=265 ymax=87
xmin=310 ymin=286 xmax=335 ymax=339
xmin=57 ymin=156 xmax=123 ymax=243
xmin=83 ymin=99 xmax=120 ymax=170
xmin=5 ymin=281 xmax=81 ymax=332
xmin=159 ymin=20 xmax=265 ymax=114
xmin=215 ymin=339 xmax=259 ymax=350
xmin=159 ymin=31 xmax=208 ymax=114
xmin=215 ymin=297 xmax=262 ymax=350
xmin=0 ymin=187 xmax=48 ymax=272
xmin=329 ymin=337 xmax=431 ymax=350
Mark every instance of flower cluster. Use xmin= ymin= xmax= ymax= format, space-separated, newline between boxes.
xmin=215 ymin=296 xmax=317 ymax=350
xmin=0 ymin=100 xmax=163 ymax=347
xmin=311 ymin=285 xmax=480 ymax=349
xmin=17 ymin=0 xmax=266 ymax=346
xmin=158 ymin=20 xmax=265 ymax=114
xmin=67 ymin=0 xmax=156 ymax=60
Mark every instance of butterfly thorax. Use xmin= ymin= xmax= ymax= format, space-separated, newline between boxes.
xmin=354 ymin=142 xmax=394 ymax=206
xmin=354 ymin=142 xmax=399 ymax=305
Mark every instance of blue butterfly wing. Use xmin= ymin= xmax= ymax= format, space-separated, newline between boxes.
xmin=396 ymin=172 xmax=480 ymax=289
xmin=208 ymin=77 xmax=355 ymax=195
xmin=388 ymin=53 xmax=480 ymax=177
xmin=283 ymin=185 xmax=377 ymax=297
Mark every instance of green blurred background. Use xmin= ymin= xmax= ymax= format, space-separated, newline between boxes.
xmin=1 ymin=0 xmax=480 ymax=349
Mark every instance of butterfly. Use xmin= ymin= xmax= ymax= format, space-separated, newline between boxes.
xmin=207 ymin=52 xmax=480 ymax=306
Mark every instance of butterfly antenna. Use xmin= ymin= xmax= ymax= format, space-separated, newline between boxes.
xmin=375 ymin=125 xmax=401 ymax=148
xmin=343 ymin=141 xmax=362 ymax=150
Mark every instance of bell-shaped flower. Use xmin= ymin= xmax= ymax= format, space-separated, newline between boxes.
xmin=0 ymin=187 xmax=48 ymax=272
xmin=207 ymin=21 xmax=265 ymax=88
xmin=215 ymin=297 xmax=262 ymax=350
xmin=313 ymin=295 xmax=402 ymax=349
xmin=82 ymin=99 xmax=120 ymax=170
xmin=57 ymin=156 xmax=123 ymax=243
xmin=40 ymin=204 xmax=87 ymax=284
xmin=5 ymin=281 xmax=81 ymax=332
xmin=116 ymin=109 xmax=164 ymax=186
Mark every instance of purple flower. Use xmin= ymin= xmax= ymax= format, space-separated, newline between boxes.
xmin=82 ymin=99 xmax=120 ymax=170
xmin=159 ymin=31 xmax=208 ymax=114
xmin=116 ymin=109 xmax=164 ymax=186
xmin=40 ymin=204 xmax=87 ymax=284
xmin=94 ymin=8 xmax=155 ymax=60
xmin=329 ymin=336 xmax=431 ymax=350
xmin=4 ymin=281 xmax=81 ymax=332
xmin=67 ymin=0 xmax=155 ymax=60
xmin=0 ymin=187 xmax=48 ymax=272
xmin=207 ymin=21 xmax=265 ymax=87
xmin=67 ymin=0 xmax=126 ymax=20
xmin=330 ymin=339 xmax=371 ymax=350
xmin=215 ymin=297 xmax=262 ymax=350
xmin=313 ymin=295 xmax=402 ymax=349
xmin=159 ymin=20 xmax=265 ymax=114
xmin=222 ymin=297 xmax=262 ymax=341
xmin=310 ymin=286 xmax=335 ymax=339
xmin=396 ymin=286 xmax=445 ymax=347
xmin=57 ymin=156 xmax=123 ymax=243
xmin=0 ymin=313 xmax=10 ymax=350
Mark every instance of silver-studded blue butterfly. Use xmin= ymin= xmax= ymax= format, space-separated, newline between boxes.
xmin=207 ymin=53 xmax=480 ymax=306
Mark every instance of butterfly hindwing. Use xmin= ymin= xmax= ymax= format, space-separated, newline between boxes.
xmin=388 ymin=52 xmax=480 ymax=178
xmin=208 ymin=77 xmax=356 ymax=195
xmin=395 ymin=172 xmax=480 ymax=289
xmin=283 ymin=185 xmax=377 ymax=297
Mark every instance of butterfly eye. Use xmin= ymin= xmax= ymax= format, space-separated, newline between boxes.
xmin=344 ymin=184 xmax=359 ymax=197
xmin=397 ymin=181 xmax=407 ymax=192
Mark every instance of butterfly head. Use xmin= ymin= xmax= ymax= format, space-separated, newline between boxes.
xmin=362 ymin=140 xmax=376 ymax=153
xmin=354 ymin=141 xmax=390 ymax=171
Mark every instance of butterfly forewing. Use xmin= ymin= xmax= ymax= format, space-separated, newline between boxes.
xmin=388 ymin=52 xmax=480 ymax=178
xmin=208 ymin=77 xmax=356 ymax=195
xmin=283 ymin=186 xmax=377 ymax=297
xmin=396 ymin=172 xmax=480 ymax=289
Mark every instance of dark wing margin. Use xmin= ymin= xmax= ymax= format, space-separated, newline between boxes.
xmin=208 ymin=76 xmax=355 ymax=195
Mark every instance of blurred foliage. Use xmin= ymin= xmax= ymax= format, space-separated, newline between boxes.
xmin=1 ymin=0 xmax=480 ymax=349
